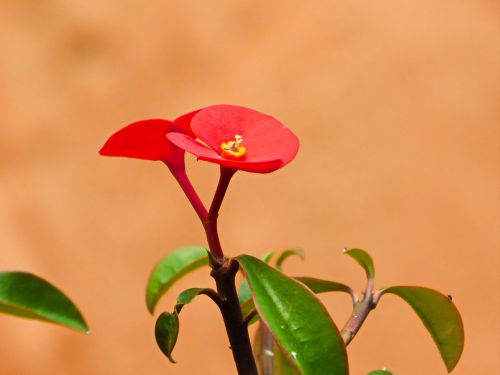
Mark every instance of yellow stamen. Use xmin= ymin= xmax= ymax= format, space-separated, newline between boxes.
xmin=221 ymin=134 xmax=246 ymax=159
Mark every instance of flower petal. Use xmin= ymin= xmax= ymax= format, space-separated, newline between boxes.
xmin=174 ymin=110 xmax=199 ymax=137
xmin=168 ymin=132 xmax=283 ymax=173
xmin=99 ymin=119 xmax=186 ymax=166
xmin=191 ymin=105 xmax=299 ymax=168
xmin=167 ymin=132 xmax=219 ymax=160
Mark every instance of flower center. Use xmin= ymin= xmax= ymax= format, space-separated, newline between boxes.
xmin=221 ymin=135 xmax=246 ymax=159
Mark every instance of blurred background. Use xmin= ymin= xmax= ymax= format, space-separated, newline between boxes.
xmin=0 ymin=0 xmax=498 ymax=374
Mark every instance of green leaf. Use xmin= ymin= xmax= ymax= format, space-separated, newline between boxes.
xmin=275 ymin=248 xmax=304 ymax=271
xmin=174 ymin=287 xmax=213 ymax=313
xmin=367 ymin=369 xmax=394 ymax=375
xmin=0 ymin=271 xmax=89 ymax=333
xmin=241 ymin=298 xmax=258 ymax=325
xmin=343 ymin=248 xmax=374 ymax=281
xmin=155 ymin=288 xmax=214 ymax=364
xmin=241 ymin=276 xmax=355 ymax=327
xmin=262 ymin=251 xmax=276 ymax=264
xmin=238 ymin=280 xmax=252 ymax=304
xmin=381 ymin=286 xmax=464 ymax=372
xmin=239 ymin=251 xmax=276 ymax=304
xmin=155 ymin=312 xmax=179 ymax=363
xmin=146 ymin=246 xmax=209 ymax=314
xmin=237 ymin=255 xmax=348 ymax=375
xmin=295 ymin=277 xmax=355 ymax=299
xmin=254 ymin=323 xmax=300 ymax=375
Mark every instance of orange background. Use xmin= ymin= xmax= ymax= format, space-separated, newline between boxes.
xmin=0 ymin=1 xmax=498 ymax=374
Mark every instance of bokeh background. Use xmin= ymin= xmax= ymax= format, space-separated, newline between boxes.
xmin=0 ymin=1 xmax=498 ymax=374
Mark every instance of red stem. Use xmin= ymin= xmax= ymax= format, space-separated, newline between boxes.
xmin=168 ymin=163 xmax=208 ymax=222
xmin=202 ymin=167 xmax=236 ymax=263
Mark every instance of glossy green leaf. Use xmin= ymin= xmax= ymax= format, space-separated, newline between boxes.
xmin=146 ymin=246 xmax=209 ymax=314
xmin=0 ymin=271 xmax=89 ymax=333
xmin=254 ymin=323 xmax=300 ymax=375
xmin=242 ymin=276 xmax=355 ymax=326
xmin=155 ymin=312 xmax=179 ymax=363
xmin=343 ymin=248 xmax=374 ymax=281
xmin=275 ymin=248 xmax=304 ymax=271
xmin=381 ymin=286 xmax=464 ymax=372
xmin=367 ymin=369 xmax=394 ymax=375
xmin=237 ymin=255 xmax=348 ymax=375
xmin=239 ymin=251 xmax=276 ymax=304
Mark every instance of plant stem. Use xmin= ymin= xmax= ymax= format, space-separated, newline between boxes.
xmin=204 ymin=167 xmax=258 ymax=375
xmin=168 ymin=163 xmax=208 ymax=222
xmin=340 ymin=275 xmax=376 ymax=345
xmin=212 ymin=259 xmax=259 ymax=375
xmin=203 ymin=167 xmax=236 ymax=263
xmin=340 ymin=295 xmax=375 ymax=345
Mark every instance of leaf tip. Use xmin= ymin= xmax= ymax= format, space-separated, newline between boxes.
xmin=146 ymin=299 xmax=156 ymax=315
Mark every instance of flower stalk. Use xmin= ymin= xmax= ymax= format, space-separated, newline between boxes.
xmin=168 ymin=163 xmax=208 ymax=222
xmin=203 ymin=167 xmax=236 ymax=263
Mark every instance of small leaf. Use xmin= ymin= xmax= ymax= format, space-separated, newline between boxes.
xmin=254 ymin=323 xmax=300 ymax=375
xmin=380 ymin=286 xmax=464 ymax=372
xmin=262 ymin=251 xmax=276 ymax=264
xmin=155 ymin=312 xmax=179 ymax=363
xmin=367 ymin=369 xmax=394 ymax=375
xmin=295 ymin=277 xmax=355 ymax=299
xmin=237 ymin=255 xmax=348 ymax=375
xmin=343 ymin=248 xmax=375 ymax=281
xmin=174 ymin=287 xmax=213 ymax=313
xmin=155 ymin=288 xmax=215 ymax=364
xmin=146 ymin=246 xmax=209 ymax=314
xmin=0 ymin=271 xmax=89 ymax=333
xmin=275 ymin=248 xmax=304 ymax=271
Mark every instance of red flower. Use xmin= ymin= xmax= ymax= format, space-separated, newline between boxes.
xmin=167 ymin=105 xmax=299 ymax=173
xmin=99 ymin=116 xmax=195 ymax=169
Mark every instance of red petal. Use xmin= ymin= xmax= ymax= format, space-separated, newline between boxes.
xmin=191 ymin=105 xmax=299 ymax=168
xmin=99 ymin=119 xmax=185 ymax=165
xmin=173 ymin=109 xmax=200 ymax=137
xmin=167 ymin=132 xmax=219 ymax=160
xmin=168 ymin=132 xmax=283 ymax=173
